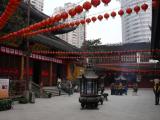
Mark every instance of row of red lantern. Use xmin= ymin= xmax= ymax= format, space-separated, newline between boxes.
xmin=0 ymin=0 xmax=108 ymax=40
xmin=0 ymin=0 xmax=22 ymax=30
xmin=11 ymin=2 xmax=149 ymax=39
xmin=0 ymin=2 xmax=149 ymax=42
xmin=32 ymin=49 xmax=159 ymax=55
xmin=56 ymin=55 xmax=158 ymax=59
xmin=0 ymin=0 xmax=100 ymax=41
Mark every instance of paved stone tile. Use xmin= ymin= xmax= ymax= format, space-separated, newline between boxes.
xmin=0 ymin=89 xmax=160 ymax=120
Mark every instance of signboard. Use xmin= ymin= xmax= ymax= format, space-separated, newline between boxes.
xmin=0 ymin=79 xmax=9 ymax=99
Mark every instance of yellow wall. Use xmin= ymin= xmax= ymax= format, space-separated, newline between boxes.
xmin=66 ymin=63 xmax=84 ymax=80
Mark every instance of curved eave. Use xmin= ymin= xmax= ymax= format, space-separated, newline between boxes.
xmin=29 ymin=35 xmax=80 ymax=52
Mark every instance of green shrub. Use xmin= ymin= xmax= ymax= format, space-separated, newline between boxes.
xmin=0 ymin=99 xmax=12 ymax=111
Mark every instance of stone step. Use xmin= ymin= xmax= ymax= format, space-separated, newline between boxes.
xmin=43 ymin=87 xmax=67 ymax=97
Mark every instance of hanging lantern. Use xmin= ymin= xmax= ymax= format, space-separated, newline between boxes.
xmin=91 ymin=16 xmax=97 ymax=22
xmin=104 ymin=13 xmax=110 ymax=19
xmin=61 ymin=12 xmax=68 ymax=20
xmin=111 ymin=11 xmax=116 ymax=18
xmin=64 ymin=23 xmax=70 ymax=28
xmin=80 ymin=19 xmax=85 ymax=24
xmin=134 ymin=6 xmax=140 ymax=14
xmin=91 ymin=0 xmax=101 ymax=7
xmin=126 ymin=8 xmax=132 ymax=15
xmin=75 ymin=5 xmax=83 ymax=14
xmin=83 ymin=1 xmax=92 ymax=11
xmin=101 ymin=0 xmax=111 ymax=5
xmin=86 ymin=18 xmax=91 ymax=24
xmin=118 ymin=9 xmax=124 ymax=16
xmin=75 ymin=21 xmax=80 ymax=26
xmin=68 ymin=8 xmax=76 ymax=17
xmin=70 ymin=22 xmax=75 ymax=27
xmin=98 ymin=15 xmax=103 ymax=21
xmin=141 ymin=3 xmax=148 ymax=11
xmin=54 ymin=14 xmax=62 ymax=21
xmin=50 ymin=17 xmax=55 ymax=23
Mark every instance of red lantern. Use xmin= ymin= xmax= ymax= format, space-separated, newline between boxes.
xmin=98 ymin=15 xmax=103 ymax=21
xmin=91 ymin=0 xmax=101 ymax=7
xmin=70 ymin=22 xmax=75 ymax=27
xmin=101 ymin=0 xmax=111 ymax=5
xmin=80 ymin=19 xmax=85 ymax=24
xmin=50 ymin=17 xmax=55 ymax=23
xmin=75 ymin=21 xmax=80 ymax=26
xmin=54 ymin=14 xmax=61 ymax=21
xmin=68 ymin=8 xmax=76 ymax=17
xmin=91 ymin=16 xmax=97 ymax=22
xmin=86 ymin=18 xmax=91 ymax=24
xmin=83 ymin=1 xmax=92 ymax=11
xmin=126 ymin=8 xmax=132 ymax=15
xmin=61 ymin=12 xmax=68 ymax=20
xmin=134 ymin=6 xmax=140 ymax=14
xmin=104 ymin=13 xmax=110 ymax=19
xmin=118 ymin=9 xmax=124 ymax=16
xmin=64 ymin=23 xmax=70 ymax=28
xmin=75 ymin=5 xmax=83 ymax=14
xmin=141 ymin=3 xmax=148 ymax=11
xmin=111 ymin=11 xmax=116 ymax=18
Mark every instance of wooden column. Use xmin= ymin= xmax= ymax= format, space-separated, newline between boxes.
xmin=20 ymin=56 xmax=24 ymax=80
xmin=49 ymin=62 xmax=53 ymax=86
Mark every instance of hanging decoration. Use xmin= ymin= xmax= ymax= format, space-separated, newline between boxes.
xmin=70 ymin=22 xmax=75 ymax=27
xmin=118 ymin=9 xmax=124 ymax=16
xmin=98 ymin=15 xmax=103 ymax=21
xmin=32 ymin=49 xmax=160 ymax=55
xmin=68 ymin=8 xmax=77 ymax=17
xmin=75 ymin=5 xmax=83 ymax=14
xmin=54 ymin=14 xmax=62 ymax=22
xmin=80 ymin=19 xmax=85 ymax=24
xmin=61 ymin=12 xmax=68 ymax=20
xmin=126 ymin=8 xmax=132 ymax=15
xmin=0 ymin=2 xmax=150 ymax=42
xmin=141 ymin=3 xmax=149 ymax=11
xmin=101 ymin=0 xmax=111 ymax=5
xmin=134 ymin=6 xmax=140 ymax=14
xmin=86 ymin=18 xmax=91 ymax=24
xmin=0 ymin=0 xmax=22 ymax=30
xmin=91 ymin=16 xmax=97 ymax=22
xmin=55 ymin=55 xmax=156 ymax=59
xmin=111 ymin=11 xmax=116 ymax=18
xmin=83 ymin=1 xmax=92 ymax=11
xmin=75 ymin=21 xmax=80 ymax=26
xmin=91 ymin=0 xmax=101 ymax=7
xmin=104 ymin=13 xmax=110 ymax=19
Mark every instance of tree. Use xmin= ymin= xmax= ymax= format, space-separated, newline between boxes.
xmin=82 ymin=38 xmax=102 ymax=48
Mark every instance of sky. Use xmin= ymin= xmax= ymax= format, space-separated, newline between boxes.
xmin=43 ymin=0 xmax=122 ymax=45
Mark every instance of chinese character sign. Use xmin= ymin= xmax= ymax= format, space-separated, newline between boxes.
xmin=0 ymin=79 xmax=9 ymax=99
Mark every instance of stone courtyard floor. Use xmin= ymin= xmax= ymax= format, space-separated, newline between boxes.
xmin=0 ymin=89 xmax=160 ymax=120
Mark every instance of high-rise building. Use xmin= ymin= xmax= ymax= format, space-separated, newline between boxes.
xmin=53 ymin=3 xmax=86 ymax=48
xmin=120 ymin=0 xmax=152 ymax=43
xmin=24 ymin=0 xmax=44 ymax=12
